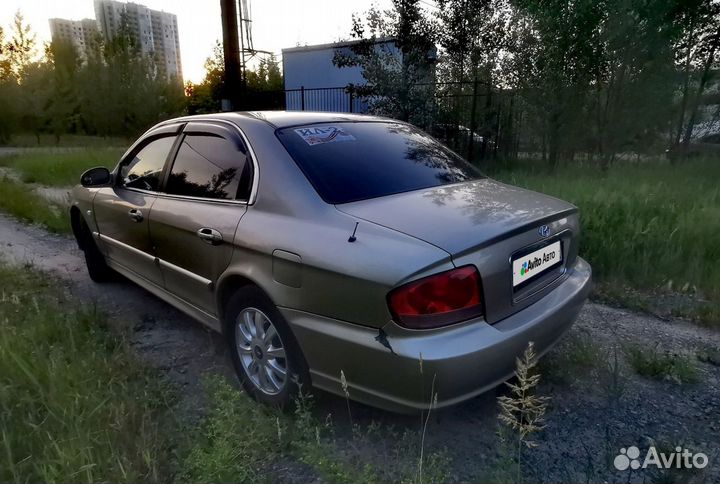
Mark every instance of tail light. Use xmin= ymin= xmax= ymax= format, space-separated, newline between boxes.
xmin=387 ymin=265 xmax=484 ymax=329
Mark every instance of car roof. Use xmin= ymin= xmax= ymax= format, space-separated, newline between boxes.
xmin=162 ymin=111 xmax=394 ymax=130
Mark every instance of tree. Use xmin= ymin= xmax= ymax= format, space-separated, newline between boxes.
xmin=246 ymin=55 xmax=282 ymax=91
xmin=0 ymin=26 xmax=12 ymax=80
xmin=509 ymin=0 xmax=606 ymax=168
xmin=7 ymin=11 xmax=37 ymax=80
xmin=435 ymin=0 xmax=513 ymax=161
xmin=187 ymin=42 xmax=284 ymax=114
xmin=675 ymin=0 xmax=720 ymax=157
xmin=334 ymin=0 xmax=438 ymax=125
xmin=45 ymin=40 xmax=81 ymax=142
xmin=0 ymin=25 xmax=17 ymax=143
xmin=186 ymin=41 xmax=226 ymax=114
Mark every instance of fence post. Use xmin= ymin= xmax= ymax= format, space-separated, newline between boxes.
xmin=301 ymin=86 xmax=305 ymax=111
xmin=349 ymin=89 xmax=354 ymax=113
xmin=468 ymin=77 xmax=479 ymax=162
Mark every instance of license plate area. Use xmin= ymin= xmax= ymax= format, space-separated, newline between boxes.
xmin=511 ymin=239 xmax=563 ymax=291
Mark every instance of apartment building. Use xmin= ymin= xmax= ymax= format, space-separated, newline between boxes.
xmin=48 ymin=18 xmax=100 ymax=60
xmin=49 ymin=0 xmax=182 ymax=83
xmin=94 ymin=0 xmax=182 ymax=82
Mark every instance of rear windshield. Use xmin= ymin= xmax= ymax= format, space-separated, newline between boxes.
xmin=276 ymin=122 xmax=482 ymax=204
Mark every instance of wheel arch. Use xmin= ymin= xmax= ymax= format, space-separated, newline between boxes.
xmin=70 ymin=206 xmax=86 ymax=250
xmin=216 ymin=272 xmax=273 ymax=333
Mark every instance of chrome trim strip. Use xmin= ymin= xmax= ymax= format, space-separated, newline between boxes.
xmin=98 ymin=233 xmax=156 ymax=262
xmin=106 ymin=259 xmax=220 ymax=332
xmin=154 ymin=192 xmax=249 ymax=205
xmin=157 ymin=258 xmax=213 ymax=289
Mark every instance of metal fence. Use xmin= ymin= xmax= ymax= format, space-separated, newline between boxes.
xmin=284 ymin=86 xmax=366 ymax=113
xmin=241 ymin=81 xmax=515 ymax=163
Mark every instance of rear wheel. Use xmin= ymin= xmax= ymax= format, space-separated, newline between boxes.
xmin=225 ymin=286 xmax=309 ymax=408
xmin=78 ymin=219 xmax=114 ymax=283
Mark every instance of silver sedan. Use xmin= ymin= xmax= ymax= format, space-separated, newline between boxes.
xmin=70 ymin=112 xmax=591 ymax=412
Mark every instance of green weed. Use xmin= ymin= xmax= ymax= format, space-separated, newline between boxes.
xmin=0 ymin=263 xmax=172 ymax=483
xmin=0 ymin=177 xmax=69 ymax=233
xmin=494 ymin=158 xmax=720 ymax=326
xmin=0 ymin=148 xmax=123 ymax=187
xmin=625 ymin=345 xmax=700 ymax=383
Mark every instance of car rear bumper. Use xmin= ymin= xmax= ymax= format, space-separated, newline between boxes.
xmin=281 ymin=257 xmax=592 ymax=413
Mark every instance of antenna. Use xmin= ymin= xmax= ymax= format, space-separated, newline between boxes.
xmin=221 ymin=0 xmax=273 ymax=110
xmin=348 ymin=222 xmax=359 ymax=243
xmin=237 ymin=0 xmax=273 ymax=97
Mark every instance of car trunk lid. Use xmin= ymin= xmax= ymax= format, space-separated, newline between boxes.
xmin=336 ymin=179 xmax=581 ymax=324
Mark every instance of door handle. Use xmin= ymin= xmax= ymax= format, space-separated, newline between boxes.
xmin=128 ymin=208 xmax=143 ymax=222
xmin=196 ymin=227 xmax=223 ymax=245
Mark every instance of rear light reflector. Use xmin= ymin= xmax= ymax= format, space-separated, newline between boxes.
xmin=387 ymin=265 xmax=484 ymax=329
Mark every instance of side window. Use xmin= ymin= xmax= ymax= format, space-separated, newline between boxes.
xmin=120 ymin=136 xmax=176 ymax=191
xmin=166 ymin=134 xmax=250 ymax=200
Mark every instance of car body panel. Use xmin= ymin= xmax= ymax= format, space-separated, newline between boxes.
xmin=337 ymin=179 xmax=580 ymax=323
xmin=92 ymin=187 xmax=164 ymax=286
xmin=149 ymin=196 xmax=247 ymax=314
xmin=336 ymin=179 xmax=576 ymax=255
xmin=283 ymin=257 xmax=591 ymax=413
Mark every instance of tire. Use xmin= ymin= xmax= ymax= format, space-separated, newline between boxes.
xmin=78 ymin=219 xmax=114 ymax=283
xmin=225 ymin=286 xmax=309 ymax=409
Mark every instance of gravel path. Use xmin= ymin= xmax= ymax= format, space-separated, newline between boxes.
xmin=1 ymin=213 xmax=718 ymax=483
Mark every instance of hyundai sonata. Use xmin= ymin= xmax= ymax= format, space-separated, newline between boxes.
xmin=70 ymin=112 xmax=591 ymax=412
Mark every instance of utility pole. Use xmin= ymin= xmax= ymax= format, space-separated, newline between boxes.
xmin=220 ymin=0 xmax=241 ymax=111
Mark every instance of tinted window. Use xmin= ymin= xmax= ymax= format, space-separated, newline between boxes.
xmin=120 ymin=136 xmax=176 ymax=191
xmin=277 ymin=122 xmax=482 ymax=204
xmin=166 ymin=134 xmax=250 ymax=200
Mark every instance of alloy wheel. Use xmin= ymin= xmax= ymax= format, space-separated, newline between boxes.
xmin=235 ymin=307 xmax=288 ymax=395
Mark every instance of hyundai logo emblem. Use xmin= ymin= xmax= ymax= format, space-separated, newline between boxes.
xmin=538 ymin=225 xmax=550 ymax=237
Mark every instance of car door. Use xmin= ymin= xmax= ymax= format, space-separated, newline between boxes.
xmin=93 ymin=132 xmax=179 ymax=286
xmin=149 ymin=122 xmax=252 ymax=314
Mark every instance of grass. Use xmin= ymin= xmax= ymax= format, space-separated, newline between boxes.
xmin=696 ymin=346 xmax=720 ymax=367
xmin=0 ymin=260 xmax=451 ymax=484
xmin=625 ymin=345 xmax=700 ymax=383
xmin=539 ymin=331 xmax=603 ymax=384
xmin=0 ymin=148 xmax=123 ymax=187
xmin=0 ymin=177 xmax=69 ymax=233
xmin=180 ymin=376 xmax=451 ymax=484
xmin=3 ymin=133 xmax=132 ymax=148
xmin=0 ymin=263 xmax=172 ymax=483
xmin=493 ymin=158 xmax=720 ymax=326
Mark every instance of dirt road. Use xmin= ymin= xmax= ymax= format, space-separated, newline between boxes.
xmin=1 ymin=213 xmax=718 ymax=483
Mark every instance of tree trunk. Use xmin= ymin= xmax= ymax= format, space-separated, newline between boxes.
xmin=674 ymin=16 xmax=697 ymax=150
xmin=681 ymin=24 xmax=720 ymax=157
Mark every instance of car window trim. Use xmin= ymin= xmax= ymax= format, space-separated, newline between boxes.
xmin=116 ymin=119 xmax=260 ymax=205
xmin=161 ymin=121 xmax=256 ymax=204
xmin=162 ymin=131 xmax=249 ymax=203
xmin=115 ymin=131 xmax=182 ymax=192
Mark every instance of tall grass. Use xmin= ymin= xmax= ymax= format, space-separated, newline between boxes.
xmin=0 ymin=148 xmax=123 ymax=187
xmin=494 ymin=158 xmax=720 ymax=305
xmin=0 ymin=148 xmax=124 ymax=187
xmin=0 ymin=177 xmax=69 ymax=233
xmin=4 ymin=133 xmax=132 ymax=148
xmin=180 ymin=376 xmax=450 ymax=484
xmin=0 ymin=264 xmax=172 ymax=483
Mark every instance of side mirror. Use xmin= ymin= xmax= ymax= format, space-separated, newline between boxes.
xmin=80 ymin=167 xmax=112 ymax=187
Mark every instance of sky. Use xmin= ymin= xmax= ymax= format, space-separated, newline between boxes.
xmin=0 ymin=0 xmax=394 ymax=83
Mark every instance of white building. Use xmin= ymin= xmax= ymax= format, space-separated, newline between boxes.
xmin=282 ymin=39 xmax=401 ymax=112
xmin=94 ymin=0 xmax=182 ymax=83
xmin=48 ymin=18 xmax=99 ymax=61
